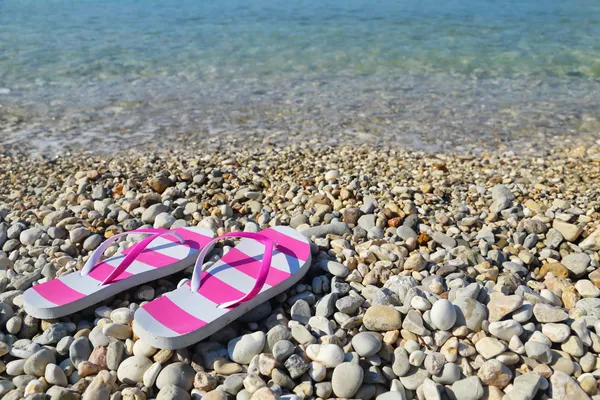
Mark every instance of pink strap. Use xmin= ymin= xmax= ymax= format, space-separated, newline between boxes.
xmin=81 ymin=228 xmax=184 ymax=286
xmin=190 ymin=232 xmax=276 ymax=309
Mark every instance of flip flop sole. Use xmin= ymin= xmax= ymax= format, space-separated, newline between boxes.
xmin=133 ymin=226 xmax=311 ymax=349
xmin=24 ymin=227 xmax=214 ymax=319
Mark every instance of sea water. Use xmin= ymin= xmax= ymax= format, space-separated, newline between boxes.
xmin=1 ymin=0 xmax=599 ymax=153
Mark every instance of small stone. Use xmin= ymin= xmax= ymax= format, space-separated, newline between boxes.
xmin=143 ymin=362 xmax=162 ymax=388
xmin=45 ymin=363 xmax=68 ymax=386
xmin=580 ymin=228 xmax=600 ymax=251
xmin=243 ymin=373 xmax=266 ymax=394
xmin=24 ymin=348 xmax=55 ymax=376
xmin=430 ymin=299 xmax=456 ymax=331
xmin=504 ymin=372 xmax=542 ymax=400
xmin=487 ymin=295 xmax=523 ymax=322
xmin=227 ymin=332 xmax=266 ymax=364
xmin=78 ymin=361 xmax=100 ymax=377
xmin=148 ymin=177 xmax=173 ymax=194
xmin=477 ymin=359 xmax=512 ymax=389
xmin=432 ymin=232 xmax=457 ymax=249
xmin=142 ymin=204 xmax=170 ymax=224
xmin=392 ymin=347 xmax=410 ymax=377
xmin=83 ymin=234 xmax=102 ymax=251
xmin=332 ymin=362 xmax=363 ymax=398
xmin=319 ymin=260 xmax=349 ymax=278
xmin=156 ymin=384 xmax=192 ymax=400
xmin=562 ymin=255 xmax=591 ymax=280
xmin=453 ymin=298 xmax=487 ymax=331
xmin=576 ymin=298 xmax=600 ymax=318
xmin=399 ymin=366 xmax=430 ymax=390
xmin=575 ymin=279 xmax=600 ymax=298
xmin=553 ymin=220 xmax=583 ymax=242
xmin=451 ymin=376 xmax=484 ymax=400
xmin=404 ymin=254 xmax=427 ymax=271
xmin=539 ymin=262 xmax=569 ymax=279
xmin=305 ymin=343 xmax=345 ymax=367
xmin=290 ymin=299 xmax=311 ymax=324
xmin=488 ymin=320 xmax=523 ymax=341
xmin=351 ymin=332 xmax=382 ymax=357
xmin=533 ymin=303 xmax=568 ymax=323
xmin=524 ymin=341 xmax=552 ymax=363
xmin=107 ymin=340 xmax=125 ymax=371
xmin=308 ymin=361 xmax=327 ymax=381
xmin=542 ymin=323 xmax=571 ymax=343
xmin=133 ymin=340 xmax=157 ymax=358
xmin=475 ymin=337 xmax=507 ymax=359
xmin=117 ymin=356 xmax=153 ymax=384
xmin=550 ymin=371 xmax=590 ymax=399
xmin=272 ymin=340 xmax=295 ymax=362
xmin=20 ymin=228 xmax=43 ymax=246
xmin=69 ymin=337 xmax=92 ymax=368
xmin=315 ymin=293 xmax=337 ymax=317
xmin=156 ymin=362 xmax=195 ymax=390
xmin=70 ymin=227 xmax=91 ymax=244
xmin=284 ymin=354 xmax=309 ymax=379
xmin=424 ymin=352 xmax=446 ymax=375
xmin=83 ymin=370 xmax=115 ymax=400
xmin=561 ymin=336 xmax=584 ymax=357
xmin=102 ymin=323 xmax=131 ymax=340
xmin=363 ymin=305 xmax=402 ymax=331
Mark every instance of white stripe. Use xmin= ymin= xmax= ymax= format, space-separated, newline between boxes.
xmin=272 ymin=225 xmax=310 ymax=244
xmin=233 ymin=239 xmax=301 ymax=275
xmin=101 ymin=252 xmax=155 ymax=275
xmin=166 ymin=286 xmax=228 ymax=323
xmin=26 ymin=287 xmax=58 ymax=308
xmin=206 ymin=261 xmax=261 ymax=293
xmin=124 ymin=260 xmax=156 ymax=275
xmin=59 ymin=273 xmax=102 ymax=295
xmin=148 ymin=237 xmax=195 ymax=260
xmin=135 ymin=308 xmax=179 ymax=338
xmin=271 ymin=251 xmax=297 ymax=274
xmin=178 ymin=227 xmax=213 ymax=242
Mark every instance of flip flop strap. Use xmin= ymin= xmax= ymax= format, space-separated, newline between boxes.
xmin=190 ymin=232 xmax=275 ymax=309
xmin=81 ymin=228 xmax=184 ymax=285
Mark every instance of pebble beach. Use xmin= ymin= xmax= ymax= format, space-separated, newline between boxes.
xmin=0 ymin=141 xmax=600 ymax=400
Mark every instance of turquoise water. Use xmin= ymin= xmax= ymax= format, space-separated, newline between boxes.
xmin=1 ymin=0 xmax=600 ymax=153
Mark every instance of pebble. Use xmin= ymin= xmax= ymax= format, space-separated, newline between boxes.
xmin=45 ymin=363 xmax=68 ymax=386
xmin=363 ymin=305 xmax=403 ymax=331
xmin=117 ymin=356 xmax=153 ymax=384
xmin=487 ymin=295 xmax=523 ymax=322
xmin=156 ymin=384 xmax=192 ymax=400
xmin=227 ymin=332 xmax=266 ymax=364
xmin=452 ymin=376 xmax=484 ymax=400
xmin=24 ymin=348 xmax=55 ymax=376
xmin=533 ymin=303 xmax=569 ymax=323
xmin=351 ymin=332 xmax=382 ymax=357
xmin=453 ymin=298 xmax=487 ymax=331
xmin=305 ymin=343 xmax=345 ymax=367
xmin=477 ymin=359 xmax=512 ymax=389
xmin=156 ymin=362 xmax=195 ymax=390
xmin=430 ymin=299 xmax=456 ymax=331
xmin=332 ymin=362 xmax=363 ymax=398
xmin=488 ymin=320 xmax=523 ymax=341
xmin=3 ymin=146 xmax=600 ymax=400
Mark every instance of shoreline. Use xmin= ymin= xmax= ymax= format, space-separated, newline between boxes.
xmin=2 ymin=71 xmax=600 ymax=157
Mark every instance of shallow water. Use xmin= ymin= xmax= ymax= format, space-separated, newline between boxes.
xmin=1 ymin=0 xmax=599 ymax=154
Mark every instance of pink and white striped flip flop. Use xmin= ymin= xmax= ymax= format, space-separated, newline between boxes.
xmin=133 ymin=226 xmax=311 ymax=349
xmin=24 ymin=227 xmax=214 ymax=319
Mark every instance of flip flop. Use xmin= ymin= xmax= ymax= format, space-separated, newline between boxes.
xmin=133 ymin=226 xmax=311 ymax=349
xmin=24 ymin=227 xmax=215 ymax=319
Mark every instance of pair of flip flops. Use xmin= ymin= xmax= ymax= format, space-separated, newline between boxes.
xmin=23 ymin=226 xmax=311 ymax=349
